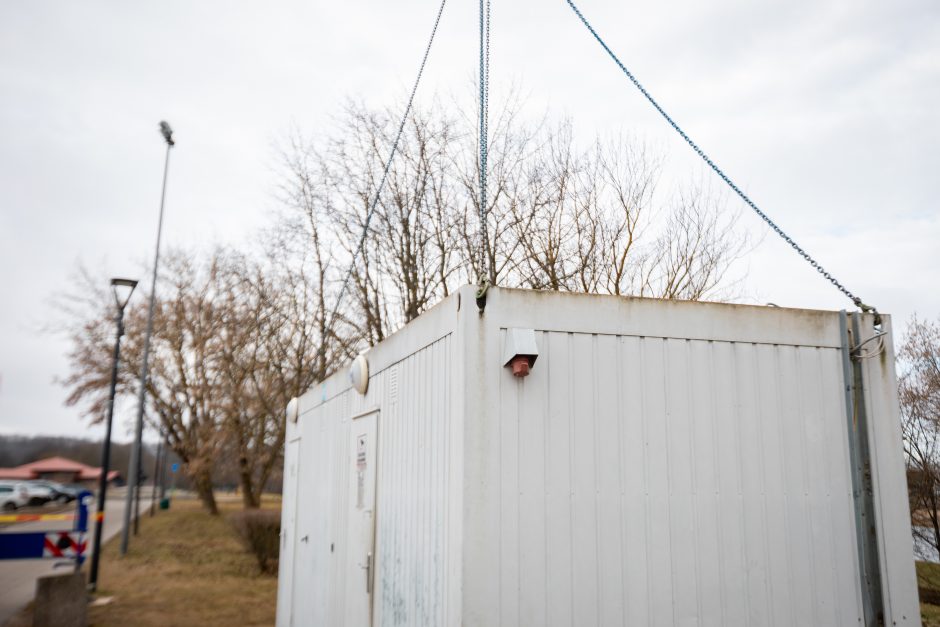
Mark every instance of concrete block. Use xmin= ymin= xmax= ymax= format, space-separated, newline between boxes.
xmin=33 ymin=572 xmax=87 ymax=627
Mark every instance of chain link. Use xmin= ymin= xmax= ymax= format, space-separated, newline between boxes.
xmin=478 ymin=0 xmax=492 ymax=284
xmin=324 ymin=0 xmax=449 ymax=338
xmin=564 ymin=0 xmax=875 ymax=315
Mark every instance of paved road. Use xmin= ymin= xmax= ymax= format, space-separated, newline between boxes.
xmin=0 ymin=490 xmax=152 ymax=625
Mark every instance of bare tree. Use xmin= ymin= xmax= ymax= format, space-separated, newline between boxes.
xmin=60 ymin=242 xmax=338 ymax=512
xmin=453 ymin=92 xmax=534 ymax=287
xmin=215 ymin=229 xmax=342 ymax=508
xmin=60 ymin=93 xmax=751 ymax=516
xmin=280 ymin=101 xmax=467 ymax=344
xmin=900 ymin=316 xmax=940 ymax=561
xmin=60 ymin=255 xmax=227 ymax=514
xmin=636 ymin=183 xmax=747 ymax=301
xmin=280 ymin=96 xmax=746 ymax=335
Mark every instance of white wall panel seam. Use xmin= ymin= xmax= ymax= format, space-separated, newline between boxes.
xmin=542 ymin=331 xmax=551 ymax=627
xmin=415 ymin=344 xmax=422 ymax=622
xmin=662 ymin=339 xmax=678 ymax=627
xmin=731 ymin=343 xmax=751 ymax=624
xmin=515 ymin=346 xmax=523 ymax=626
xmin=796 ymin=347 xmax=822 ymax=626
xmin=408 ymin=345 xmax=418 ymax=623
xmin=591 ymin=334 xmax=602 ymax=625
xmin=401 ymin=351 xmax=411 ymax=624
xmin=566 ymin=332 xmax=575 ymax=627
xmin=416 ymin=348 xmax=422 ymax=625
xmin=774 ymin=346 xmax=798 ymax=625
xmin=615 ymin=335 xmax=628 ymax=625
xmin=429 ymin=344 xmax=435 ymax=626
xmin=429 ymin=343 xmax=436 ymax=624
xmin=825 ymin=346 xmax=847 ymax=622
xmin=497 ymin=334 xmax=503 ymax=627
xmin=640 ymin=337 xmax=654 ymax=622
xmin=814 ymin=348 xmax=835 ymax=625
xmin=754 ymin=345 xmax=775 ymax=622
xmin=685 ymin=339 xmax=699 ymax=625
xmin=708 ymin=341 xmax=728 ymax=626
xmin=443 ymin=337 xmax=450 ymax=625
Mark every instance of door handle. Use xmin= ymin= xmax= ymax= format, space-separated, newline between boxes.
xmin=359 ymin=552 xmax=372 ymax=594
xmin=300 ymin=535 xmax=309 ymax=543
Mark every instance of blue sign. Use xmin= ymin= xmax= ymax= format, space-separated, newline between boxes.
xmin=0 ymin=491 xmax=92 ymax=564
xmin=171 ymin=463 xmax=179 ymax=473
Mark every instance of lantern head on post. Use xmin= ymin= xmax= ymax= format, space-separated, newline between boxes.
xmin=502 ymin=328 xmax=539 ymax=378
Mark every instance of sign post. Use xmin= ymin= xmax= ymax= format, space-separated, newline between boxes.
xmin=170 ymin=462 xmax=179 ymax=500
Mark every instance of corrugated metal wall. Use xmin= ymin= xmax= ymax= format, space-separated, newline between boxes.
xmin=290 ymin=394 xmax=349 ymax=626
xmin=276 ymin=436 xmax=300 ymax=624
xmin=496 ymin=331 xmax=863 ymax=626
xmin=282 ymin=289 xmax=918 ymax=626
xmin=286 ymin=334 xmax=454 ymax=627
xmin=374 ymin=335 xmax=453 ymax=627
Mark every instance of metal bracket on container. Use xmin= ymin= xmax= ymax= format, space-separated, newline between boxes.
xmin=475 ymin=281 xmax=489 ymax=313
xmin=839 ymin=310 xmax=885 ymax=627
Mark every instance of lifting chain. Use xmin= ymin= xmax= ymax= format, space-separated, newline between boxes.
xmin=564 ymin=0 xmax=878 ymax=318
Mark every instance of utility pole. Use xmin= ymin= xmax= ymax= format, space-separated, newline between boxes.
xmin=121 ymin=121 xmax=174 ymax=556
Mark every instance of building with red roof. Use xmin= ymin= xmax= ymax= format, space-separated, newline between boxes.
xmin=0 ymin=456 xmax=121 ymax=485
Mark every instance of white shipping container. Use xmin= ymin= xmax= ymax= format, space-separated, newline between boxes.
xmin=276 ymin=286 xmax=920 ymax=626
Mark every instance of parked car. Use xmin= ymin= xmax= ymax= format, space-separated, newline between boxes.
xmin=0 ymin=482 xmax=30 ymax=511
xmin=29 ymin=480 xmax=77 ymax=503
xmin=20 ymin=482 xmax=55 ymax=506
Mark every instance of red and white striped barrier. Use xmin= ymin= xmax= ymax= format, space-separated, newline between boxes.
xmin=42 ymin=532 xmax=87 ymax=559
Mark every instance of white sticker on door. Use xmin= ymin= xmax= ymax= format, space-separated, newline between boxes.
xmin=356 ymin=434 xmax=367 ymax=508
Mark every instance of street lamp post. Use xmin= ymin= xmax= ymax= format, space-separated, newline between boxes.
xmin=88 ymin=277 xmax=137 ymax=593
xmin=121 ymin=121 xmax=174 ymax=554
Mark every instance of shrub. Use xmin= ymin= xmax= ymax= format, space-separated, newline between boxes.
xmin=229 ymin=509 xmax=281 ymax=575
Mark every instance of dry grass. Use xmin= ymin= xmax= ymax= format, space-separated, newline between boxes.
xmin=86 ymin=497 xmax=278 ymax=626
xmin=921 ymin=561 xmax=940 ymax=627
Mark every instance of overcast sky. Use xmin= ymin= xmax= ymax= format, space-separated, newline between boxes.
xmin=1 ymin=0 xmax=937 ymax=442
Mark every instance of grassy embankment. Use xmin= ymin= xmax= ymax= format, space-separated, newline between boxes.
xmin=87 ymin=497 xmax=279 ymax=626
xmin=920 ymin=561 xmax=940 ymax=626
xmin=9 ymin=496 xmax=279 ymax=626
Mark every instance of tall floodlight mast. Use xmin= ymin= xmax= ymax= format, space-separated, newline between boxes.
xmin=120 ymin=121 xmax=174 ymax=555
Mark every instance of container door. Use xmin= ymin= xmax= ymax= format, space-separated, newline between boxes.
xmin=292 ymin=423 xmax=331 ymax=626
xmin=345 ymin=410 xmax=379 ymax=627
xmin=276 ymin=436 xmax=300 ymax=627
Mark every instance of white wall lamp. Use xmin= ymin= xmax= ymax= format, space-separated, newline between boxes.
xmin=350 ymin=354 xmax=370 ymax=395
